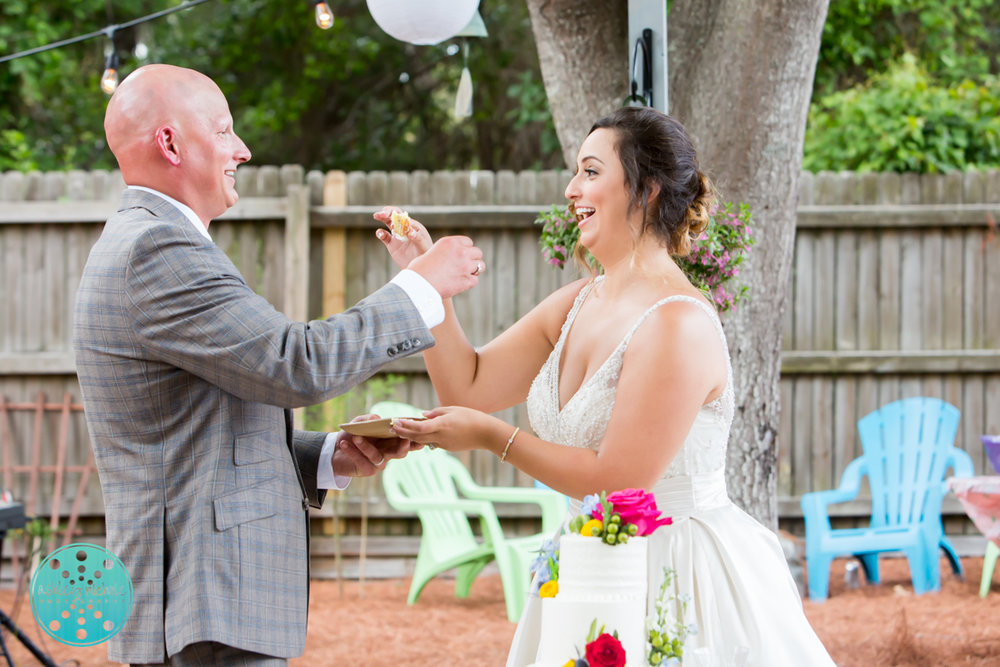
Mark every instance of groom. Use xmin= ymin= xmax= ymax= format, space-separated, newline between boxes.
xmin=73 ymin=64 xmax=484 ymax=665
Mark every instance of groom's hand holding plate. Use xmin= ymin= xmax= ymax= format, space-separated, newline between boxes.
xmin=339 ymin=416 xmax=426 ymax=439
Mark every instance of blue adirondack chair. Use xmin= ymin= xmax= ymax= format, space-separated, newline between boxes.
xmin=801 ymin=397 xmax=974 ymax=601
xmin=371 ymin=401 xmax=565 ymax=622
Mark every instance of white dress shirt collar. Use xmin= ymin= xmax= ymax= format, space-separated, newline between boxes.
xmin=127 ymin=185 xmax=212 ymax=241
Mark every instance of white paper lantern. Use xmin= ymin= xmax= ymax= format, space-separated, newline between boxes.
xmin=366 ymin=0 xmax=481 ymax=46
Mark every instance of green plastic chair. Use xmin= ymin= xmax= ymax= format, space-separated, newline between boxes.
xmin=372 ymin=401 xmax=565 ymax=622
xmin=980 ymin=541 xmax=999 ymax=598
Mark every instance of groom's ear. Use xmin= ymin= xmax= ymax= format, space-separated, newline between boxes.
xmin=155 ymin=126 xmax=182 ymax=166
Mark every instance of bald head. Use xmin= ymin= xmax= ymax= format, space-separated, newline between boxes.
xmin=105 ymin=64 xmax=219 ymax=161
xmin=104 ymin=64 xmax=251 ymax=225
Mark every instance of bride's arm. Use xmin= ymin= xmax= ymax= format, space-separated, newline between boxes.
xmin=391 ymin=301 xmax=727 ymax=497
xmin=374 ymin=207 xmax=586 ymax=413
xmin=423 ymin=279 xmax=587 ymax=413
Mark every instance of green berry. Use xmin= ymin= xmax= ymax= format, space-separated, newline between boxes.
xmin=606 ymin=523 xmax=619 ymax=535
xmin=617 ymin=533 xmax=629 ymax=544
xmin=604 ymin=533 xmax=616 ymax=545
xmin=627 ymin=523 xmax=638 ymax=536
xmin=591 ymin=526 xmax=602 ymax=537
xmin=610 ymin=513 xmax=621 ymax=524
xmin=651 ymin=634 xmax=663 ymax=648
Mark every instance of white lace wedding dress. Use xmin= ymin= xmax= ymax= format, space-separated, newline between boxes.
xmin=506 ymin=278 xmax=835 ymax=667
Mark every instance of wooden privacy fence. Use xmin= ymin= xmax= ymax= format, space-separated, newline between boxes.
xmin=1 ymin=166 xmax=999 ymax=541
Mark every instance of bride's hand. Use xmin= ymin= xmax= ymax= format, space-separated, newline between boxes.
xmin=374 ymin=206 xmax=433 ymax=270
xmin=390 ymin=406 xmax=503 ymax=453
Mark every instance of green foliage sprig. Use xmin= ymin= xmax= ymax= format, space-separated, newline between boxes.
xmin=535 ymin=203 xmax=754 ymax=313
xmin=646 ymin=568 xmax=696 ymax=666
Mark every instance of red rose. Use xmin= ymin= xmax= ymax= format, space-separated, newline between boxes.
xmin=594 ymin=488 xmax=672 ymax=536
xmin=585 ymin=632 xmax=626 ymax=667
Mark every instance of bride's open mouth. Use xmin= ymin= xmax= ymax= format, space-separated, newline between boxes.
xmin=574 ymin=205 xmax=595 ymax=224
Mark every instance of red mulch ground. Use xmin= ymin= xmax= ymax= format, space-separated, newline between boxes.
xmin=1 ymin=557 xmax=998 ymax=666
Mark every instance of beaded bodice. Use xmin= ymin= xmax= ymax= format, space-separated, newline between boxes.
xmin=525 ymin=277 xmax=734 ymax=480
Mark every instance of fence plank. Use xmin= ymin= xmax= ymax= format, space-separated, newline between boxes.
xmin=474 ymin=170 xmax=494 ymax=204
xmin=367 ymin=171 xmax=388 ymax=205
xmin=791 ymin=377 xmax=811 ymax=495
xmin=387 ymin=171 xmax=409 ymax=203
xmin=42 ymin=227 xmax=64 ymax=351
xmin=921 ymin=177 xmax=946 ymax=349
xmin=778 ymin=379 xmax=794 ymax=497
xmin=899 ymin=231 xmax=922 ymax=350
xmin=257 ymin=166 xmax=280 ymax=197
xmin=410 ymin=171 xmax=430 ymax=205
xmin=831 ymin=376 xmax=855 ymax=486
xmin=792 ymin=233 xmax=814 ymax=351
xmin=811 ymin=377 xmax=832 ymax=492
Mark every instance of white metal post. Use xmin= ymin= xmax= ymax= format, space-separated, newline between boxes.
xmin=627 ymin=0 xmax=668 ymax=113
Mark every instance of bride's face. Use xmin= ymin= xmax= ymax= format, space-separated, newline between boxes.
xmin=564 ymin=128 xmax=639 ymax=259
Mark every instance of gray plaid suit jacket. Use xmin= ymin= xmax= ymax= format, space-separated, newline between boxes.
xmin=73 ymin=189 xmax=432 ymax=663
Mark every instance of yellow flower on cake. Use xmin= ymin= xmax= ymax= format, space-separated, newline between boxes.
xmin=539 ymin=580 xmax=559 ymax=598
xmin=580 ymin=518 xmax=603 ymax=537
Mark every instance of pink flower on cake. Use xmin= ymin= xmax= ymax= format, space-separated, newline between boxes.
xmin=593 ymin=488 xmax=673 ymax=536
xmin=585 ymin=632 xmax=627 ymax=667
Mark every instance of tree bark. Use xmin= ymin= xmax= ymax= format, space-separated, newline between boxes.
xmin=525 ymin=0 xmax=629 ymax=167
xmin=668 ymin=1 xmax=829 ymax=529
xmin=528 ymin=0 xmax=830 ymax=529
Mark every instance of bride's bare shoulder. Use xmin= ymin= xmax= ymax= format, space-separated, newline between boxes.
xmin=524 ymin=277 xmax=593 ymax=344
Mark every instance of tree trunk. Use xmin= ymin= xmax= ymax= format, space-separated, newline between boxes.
xmin=668 ymin=1 xmax=829 ymax=528
xmin=525 ymin=0 xmax=628 ymax=167
xmin=528 ymin=0 xmax=830 ymax=529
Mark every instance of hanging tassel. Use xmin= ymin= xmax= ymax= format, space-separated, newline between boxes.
xmin=454 ymin=39 xmax=473 ymax=119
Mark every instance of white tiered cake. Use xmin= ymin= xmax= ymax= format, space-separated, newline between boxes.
xmin=531 ymin=534 xmax=649 ymax=667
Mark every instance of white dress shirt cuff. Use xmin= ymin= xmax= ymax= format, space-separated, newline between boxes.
xmin=317 ymin=432 xmax=351 ymax=490
xmin=391 ymin=269 xmax=445 ymax=329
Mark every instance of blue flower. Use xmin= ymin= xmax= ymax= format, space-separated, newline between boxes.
xmin=581 ymin=494 xmax=600 ymax=516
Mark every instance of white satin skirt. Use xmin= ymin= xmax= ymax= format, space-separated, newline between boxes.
xmin=506 ymin=470 xmax=836 ymax=667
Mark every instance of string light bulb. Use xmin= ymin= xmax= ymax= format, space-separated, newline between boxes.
xmin=100 ymin=47 xmax=120 ymax=95
xmin=314 ymin=1 xmax=334 ymax=29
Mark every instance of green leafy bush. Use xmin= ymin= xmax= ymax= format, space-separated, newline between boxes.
xmin=816 ymin=0 xmax=1000 ymax=97
xmin=804 ymin=54 xmax=1000 ymax=173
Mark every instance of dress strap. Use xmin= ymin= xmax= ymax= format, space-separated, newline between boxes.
xmin=620 ymin=294 xmax=726 ymax=350
xmin=555 ymin=276 xmax=603 ymax=343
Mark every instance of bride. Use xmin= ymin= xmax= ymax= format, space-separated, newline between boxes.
xmin=380 ymin=107 xmax=834 ymax=666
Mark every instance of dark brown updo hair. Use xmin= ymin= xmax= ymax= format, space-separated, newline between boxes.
xmin=588 ymin=107 xmax=713 ymax=256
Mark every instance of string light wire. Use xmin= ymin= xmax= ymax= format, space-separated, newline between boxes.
xmin=0 ymin=0 xmax=214 ymax=65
